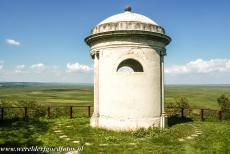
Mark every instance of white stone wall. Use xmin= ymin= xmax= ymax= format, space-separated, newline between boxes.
xmin=90 ymin=38 xmax=163 ymax=130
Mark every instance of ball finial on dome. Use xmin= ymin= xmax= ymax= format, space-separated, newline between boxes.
xmin=124 ymin=5 xmax=132 ymax=12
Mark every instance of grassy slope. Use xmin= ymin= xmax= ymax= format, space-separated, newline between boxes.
xmin=0 ymin=83 xmax=230 ymax=153
xmin=0 ymin=118 xmax=230 ymax=154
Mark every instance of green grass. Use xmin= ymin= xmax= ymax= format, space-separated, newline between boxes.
xmin=182 ymin=122 xmax=230 ymax=153
xmin=1 ymin=83 xmax=230 ymax=153
xmin=165 ymin=85 xmax=230 ymax=109
xmin=1 ymin=83 xmax=230 ymax=109
xmin=0 ymin=83 xmax=93 ymax=106
xmin=1 ymin=118 xmax=230 ymax=153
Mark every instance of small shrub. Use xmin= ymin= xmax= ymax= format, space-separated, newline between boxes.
xmin=165 ymin=102 xmax=177 ymax=108
xmin=0 ymin=98 xmax=23 ymax=119
xmin=217 ymin=95 xmax=230 ymax=119
xmin=217 ymin=95 xmax=230 ymax=111
xmin=176 ymin=96 xmax=191 ymax=109
xmin=165 ymin=102 xmax=179 ymax=116
xmin=18 ymin=100 xmax=47 ymax=118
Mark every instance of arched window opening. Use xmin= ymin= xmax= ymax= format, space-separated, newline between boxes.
xmin=117 ymin=59 xmax=143 ymax=73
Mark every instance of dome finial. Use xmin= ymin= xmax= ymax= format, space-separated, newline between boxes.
xmin=124 ymin=5 xmax=132 ymax=12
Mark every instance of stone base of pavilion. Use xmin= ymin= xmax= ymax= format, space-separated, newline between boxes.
xmin=90 ymin=115 xmax=162 ymax=131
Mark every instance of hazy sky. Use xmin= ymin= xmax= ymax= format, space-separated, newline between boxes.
xmin=0 ymin=0 xmax=230 ymax=84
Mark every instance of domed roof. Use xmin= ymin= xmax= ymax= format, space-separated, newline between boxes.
xmin=85 ymin=6 xmax=171 ymax=47
xmin=98 ymin=10 xmax=158 ymax=26
xmin=90 ymin=6 xmax=165 ymax=35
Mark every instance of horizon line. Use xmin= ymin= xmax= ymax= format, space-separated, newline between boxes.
xmin=1 ymin=81 xmax=230 ymax=86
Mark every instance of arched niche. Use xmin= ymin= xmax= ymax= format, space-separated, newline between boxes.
xmin=117 ymin=58 xmax=144 ymax=73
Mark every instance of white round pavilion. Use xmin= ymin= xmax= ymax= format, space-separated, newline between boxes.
xmin=85 ymin=6 xmax=171 ymax=131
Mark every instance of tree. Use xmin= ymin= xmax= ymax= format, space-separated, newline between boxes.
xmin=217 ymin=95 xmax=230 ymax=111
xmin=176 ymin=96 xmax=190 ymax=109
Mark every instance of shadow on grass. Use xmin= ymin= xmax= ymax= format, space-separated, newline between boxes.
xmin=168 ymin=115 xmax=193 ymax=127
xmin=0 ymin=119 xmax=49 ymax=154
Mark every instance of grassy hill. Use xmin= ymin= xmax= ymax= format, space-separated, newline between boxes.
xmin=1 ymin=117 xmax=230 ymax=154
xmin=0 ymin=82 xmax=230 ymax=153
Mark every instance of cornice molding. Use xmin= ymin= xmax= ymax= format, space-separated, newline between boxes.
xmin=91 ymin=21 xmax=165 ymax=35
xmin=85 ymin=30 xmax=171 ymax=47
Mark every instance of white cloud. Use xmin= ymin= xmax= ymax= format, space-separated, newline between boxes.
xmin=30 ymin=63 xmax=45 ymax=69
xmin=16 ymin=65 xmax=25 ymax=69
xmin=30 ymin=63 xmax=45 ymax=73
xmin=0 ymin=63 xmax=93 ymax=83
xmin=165 ymin=59 xmax=230 ymax=74
xmin=66 ymin=63 xmax=92 ymax=73
xmin=5 ymin=39 xmax=20 ymax=46
xmin=0 ymin=61 xmax=4 ymax=70
xmin=15 ymin=65 xmax=26 ymax=73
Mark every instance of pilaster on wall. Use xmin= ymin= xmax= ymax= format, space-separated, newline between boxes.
xmin=93 ymin=51 xmax=99 ymax=118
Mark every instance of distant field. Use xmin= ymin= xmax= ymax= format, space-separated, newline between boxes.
xmin=165 ymin=85 xmax=230 ymax=109
xmin=0 ymin=83 xmax=93 ymax=106
xmin=0 ymin=82 xmax=230 ymax=109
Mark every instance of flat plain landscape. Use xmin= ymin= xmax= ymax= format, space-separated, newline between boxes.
xmin=1 ymin=82 xmax=229 ymax=109
xmin=0 ymin=82 xmax=230 ymax=153
xmin=0 ymin=82 xmax=93 ymax=106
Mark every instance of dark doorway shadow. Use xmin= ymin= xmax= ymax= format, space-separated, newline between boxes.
xmin=168 ymin=115 xmax=193 ymax=127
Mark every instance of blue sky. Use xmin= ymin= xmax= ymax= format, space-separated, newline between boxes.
xmin=0 ymin=0 xmax=230 ymax=84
